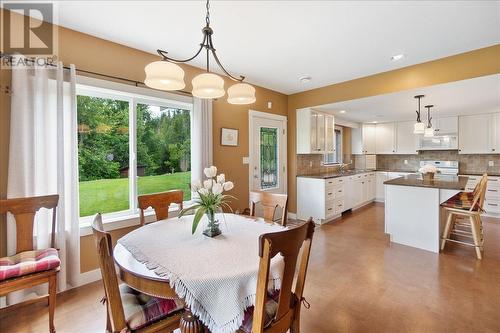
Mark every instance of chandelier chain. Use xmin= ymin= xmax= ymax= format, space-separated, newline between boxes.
xmin=206 ymin=0 xmax=210 ymax=26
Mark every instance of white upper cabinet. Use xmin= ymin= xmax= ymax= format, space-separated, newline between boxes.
xmin=375 ymin=122 xmax=396 ymax=154
xmin=352 ymin=123 xmax=376 ymax=154
xmin=459 ymin=114 xmax=491 ymax=154
xmin=488 ymin=113 xmax=500 ymax=154
xmin=395 ymin=121 xmax=418 ymax=154
xmin=296 ymin=109 xmax=335 ymax=154
xmin=433 ymin=116 xmax=458 ymax=135
xmin=325 ymin=115 xmax=336 ymax=153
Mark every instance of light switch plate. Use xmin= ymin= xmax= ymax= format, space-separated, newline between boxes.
xmin=404 ymin=160 xmax=408 ymax=165
xmin=267 ymin=101 xmax=272 ymax=109
xmin=243 ymin=156 xmax=249 ymax=164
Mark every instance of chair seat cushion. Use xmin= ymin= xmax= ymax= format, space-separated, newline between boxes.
xmin=0 ymin=248 xmax=60 ymax=281
xmin=240 ymin=290 xmax=280 ymax=333
xmin=441 ymin=192 xmax=480 ymax=211
xmin=119 ymin=284 xmax=184 ymax=330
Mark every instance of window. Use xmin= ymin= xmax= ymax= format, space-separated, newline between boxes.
xmin=260 ymin=127 xmax=278 ymax=189
xmin=324 ymin=126 xmax=343 ymax=165
xmin=77 ymin=84 xmax=192 ymax=220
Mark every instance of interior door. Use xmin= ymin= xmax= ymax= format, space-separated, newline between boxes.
xmin=250 ymin=112 xmax=287 ymax=194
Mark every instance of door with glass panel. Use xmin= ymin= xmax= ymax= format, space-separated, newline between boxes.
xmin=250 ymin=111 xmax=287 ymax=194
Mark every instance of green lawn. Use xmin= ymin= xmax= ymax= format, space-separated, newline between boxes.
xmin=79 ymin=172 xmax=191 ymax=217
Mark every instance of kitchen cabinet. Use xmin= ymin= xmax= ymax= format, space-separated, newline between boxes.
xmin=325 ymin=115 xmax=336 ymax=153
xmin=488 ymin=113 xmax=500 ymax=154
xmin=375 ymin=122 xmax=396 ymax=154
xmin=375 ymin=172 xmax=387 ymax=201
xmin=433 ymin=116 xmax=458 ymax=135
xmin=395 ymin=121 xmax=418 ymax=154
xmin=296 ymin=109 xmax=335 ymax=154
xmin=297 ymin=171 xmax=376 ymax=224
xmin=351 ymin=123 xmax=376 ymax=154
xmin=459 ymin=114 xmax=490 ymax=154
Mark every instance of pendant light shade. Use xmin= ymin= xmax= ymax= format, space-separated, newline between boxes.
xmin=192 ymin=73 xmax=225 ymax=99
xmin=144 ymin=61 xmax=185 ymax=91
xmin=227 ymin=83 xmax=256 ymax=105
xmin=424 ymin=127 xmax=434 ymax=137
xmin=414 ymin=122 xmax=425 ymax=134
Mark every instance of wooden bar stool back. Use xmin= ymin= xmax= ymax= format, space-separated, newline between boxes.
xmin=239 ymin=219 xmax=315 ymax=333
xmin=441 ymin=174 xmax=488 ymax=259
xmin=138 ymin=190 xmax=183 ymax=225
xmin=249 ymin=191 xmax=288 ymax=226
xmin=0 ymin=194 xmax=60 ymax=333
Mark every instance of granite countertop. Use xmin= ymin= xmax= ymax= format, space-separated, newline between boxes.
xmin=384 ymin=174 xmax=468 ymax=190
xmin=297 ymin=169 xmax=374 ymax=179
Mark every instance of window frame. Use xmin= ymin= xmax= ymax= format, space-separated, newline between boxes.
xmin=324 ymin=125 xmax=343 ymax=165
xmin=76 ymin=77 xmax=193 ymax=229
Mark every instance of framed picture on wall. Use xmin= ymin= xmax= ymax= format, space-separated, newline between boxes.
xmin=221 ymin=128 xmax=238 ymax=146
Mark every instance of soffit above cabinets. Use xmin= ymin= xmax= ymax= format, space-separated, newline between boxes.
xmin=315 ymin=74 xmax=500 ymax=123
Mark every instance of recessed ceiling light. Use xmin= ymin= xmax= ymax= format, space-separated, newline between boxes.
xmin=339 ymin=110 xmax=346 ymax=114
xmin=391 ymin=54 xmax=405 ymax=61
xmin=299 ymin=76 xmax=312 ymax=83
xmin=372 ymin=121 xmax=378 ymax=124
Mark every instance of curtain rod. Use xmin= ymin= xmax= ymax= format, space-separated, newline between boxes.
xmin=0 ymin=53 xmax=193 ymax=97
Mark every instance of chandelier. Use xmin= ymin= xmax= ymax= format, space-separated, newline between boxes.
xmin=144 ymin=0 xmax=256 ymax=104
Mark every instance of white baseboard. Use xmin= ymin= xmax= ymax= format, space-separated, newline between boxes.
xmin=75 ymin=269 xmax=101 ymax=288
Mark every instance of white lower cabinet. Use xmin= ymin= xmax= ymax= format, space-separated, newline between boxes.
xmin=297 ymin=172 xmax=376 ymax=224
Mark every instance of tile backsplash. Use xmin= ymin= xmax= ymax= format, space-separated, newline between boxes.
xmin=377 ymin=150 xmax=500 ymax=174
xmin=296 ymin=153 xmax=354 ymax=175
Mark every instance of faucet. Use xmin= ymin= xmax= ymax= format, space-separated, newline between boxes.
xmin=339 ymin=162 xmax=351 ymax=173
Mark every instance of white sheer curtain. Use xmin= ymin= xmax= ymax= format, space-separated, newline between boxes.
xmin=191 ymin=98 xmax=213 ymax=181
xmin=6 ymin=60 xmax=80 ymax=305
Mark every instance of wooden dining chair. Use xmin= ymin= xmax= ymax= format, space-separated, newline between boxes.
xmin=441 ymin=174 xmax=488 ymax=259
xmin=92 ymin=213 xmax=185 ymax=333
xmin=249 ymin=191 xmax=288 ymax=226
xmin=138 ymin=190 xmax=184 ymax=225
xmin=0 ymin=194 xmax=60 ymax=333
xmin=238 ymin=218 xmax=315 ymax=333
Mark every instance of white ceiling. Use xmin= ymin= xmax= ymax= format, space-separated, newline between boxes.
xmin=51 ymin=1 xmax=500 ymax=94
xmin=314 ymin=74 xmax=500 ymax=123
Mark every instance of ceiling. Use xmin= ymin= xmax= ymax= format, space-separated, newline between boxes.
xmin=51 ymin=1 xmax=500 ymax=94
xmin=314 ymin=74 xmax=500 ymax=123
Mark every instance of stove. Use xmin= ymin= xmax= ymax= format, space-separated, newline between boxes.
xmin=419 ymin=160 xmax=459 ymax=175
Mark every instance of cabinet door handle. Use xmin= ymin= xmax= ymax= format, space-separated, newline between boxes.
xmin=488 ymin=189 xmax=498 ymax=192
xmin=488 ymin=203 xmax=498 ymax=207
xmin=489 ymin=179 xmax=498 ymax=182
xmin=492 ymin=148 xmax=496 ymax=152
xmin=328 ymin=192 xmax=333 ymax=195
xmin=328 ymin=208 xmax=333 ymax=211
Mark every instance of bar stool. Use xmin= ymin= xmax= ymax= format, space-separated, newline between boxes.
xmin=440 ymin=174 xmax=487 ymax=259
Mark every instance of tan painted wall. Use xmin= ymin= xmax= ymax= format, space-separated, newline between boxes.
xmin=287 ymin=44 xmax=500 ymax=213
xmin=0 ymin=12 xmax=287 ymax=269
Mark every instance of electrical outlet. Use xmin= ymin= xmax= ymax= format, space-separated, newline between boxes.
xmin=242 ymin=157 xmax=249 ymax=164
xmin=404 ymin=160 xmax=408 ymax=165
xmin=489 ymin=160 xmax=494 ymax=167
xmin=309 ymin=161 xmax=313 ymax=167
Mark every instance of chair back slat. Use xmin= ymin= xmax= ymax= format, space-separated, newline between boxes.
xmin=92 ymin=214 xmax=127 ymax=332
xmin=249 ymin=191 xmax=288 ymax=226
xmin=0 ymin=195 xmax=59 ymax=252
xmin=470 ymin=174 xmax=488 ymax=212
xmin=138 ymin=190 xmax=184 ymax=225
xmin=252 ymin=219 xmax=315 ymax=332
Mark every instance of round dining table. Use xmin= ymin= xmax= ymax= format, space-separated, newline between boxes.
xmin=114 ymin=213 xmax=285 ymax=333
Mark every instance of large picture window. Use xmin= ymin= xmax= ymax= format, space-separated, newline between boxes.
xmin=77 ymin=85 xmax=192 ymax=220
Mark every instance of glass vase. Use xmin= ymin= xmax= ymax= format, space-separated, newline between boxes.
xmin=203 ymin=208 xmax=221 ymax=237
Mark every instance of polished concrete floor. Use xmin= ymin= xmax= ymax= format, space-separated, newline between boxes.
xmin=1 ymin=203 xmax=500 ymax=333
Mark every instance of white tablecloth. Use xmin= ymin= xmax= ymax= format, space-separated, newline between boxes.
xmin=117 ymin=213 xmax=285 ymax=333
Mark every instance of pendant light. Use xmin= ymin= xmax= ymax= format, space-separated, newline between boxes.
xmin=144 ymin=0 xmax=255 ymax=104
xmin=413 ymin=95 xmax=425 ymax=134
xmin=424 ymin=105 xmax=434 ymax=137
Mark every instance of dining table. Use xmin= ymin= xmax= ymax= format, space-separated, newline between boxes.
xmin=114 ymin=213 xmax=287 ymax=333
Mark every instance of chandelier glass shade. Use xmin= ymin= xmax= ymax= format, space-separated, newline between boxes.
xmin=227 ymin=83 xmax=256 ymax=104
xmin=424 ymin=126 xmax=434 ymax=137
xmin=143 ymin=0 xmax=255 ymax=104
xmin=414 ymin=122 xmax=425 ymax=134
xmin=192 ymin=73 xmax=225 ymax=99
xmin=423 ymin=104 xmax=434 ymax=137
xmin=144 ymin=61 xmax=186 ymax=91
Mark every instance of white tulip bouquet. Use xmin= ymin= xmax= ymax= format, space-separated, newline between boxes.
xmin=179 ymin=166 xmax=235 ymax=236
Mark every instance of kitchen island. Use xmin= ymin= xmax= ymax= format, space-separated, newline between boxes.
xmin=384 ymin=174 xmax=468 ymax=253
